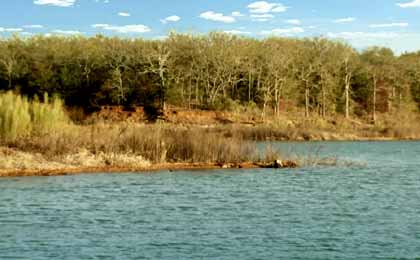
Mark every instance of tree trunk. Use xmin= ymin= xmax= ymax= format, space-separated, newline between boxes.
xmin=322 ymin=85 xmax=326 ymax=118
xmin=344 ymin=59 xmax=352 ymax=119
xmin=372 ymin=75 xmax=377 ymax=124
xmin=159 ymin=65 xmax=166 ymax=111
xmin=8 ymin=73 xmax=12 ymax=89
xmin=117 ymin=69 xmax=124 ymax=105
xmin=345 ymin=73 xmax=351 ymax=119
xmin=248 ymin=73 xmax=252 ymax=102
xmin=305 ymin=81 xmax=310 ymax=118
xmin=345 ymin=83 xmax=350 ymax=119
xmin=274 ymin=80 xmax=279 ymax=117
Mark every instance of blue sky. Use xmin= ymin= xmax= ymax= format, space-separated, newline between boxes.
xmin=1 ymin=0 xmax=420 ymax=53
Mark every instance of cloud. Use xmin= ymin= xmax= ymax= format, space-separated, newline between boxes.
xmin=199 ymin=11 xmax=235 ymax=23
xmin=251 ymin=13 xmax=275 ymax=22
xmin=23 ymin=25 xmax=44 ymax=29
xmin=4 ymin=28 xmax=24 ymax=32
xmin=224 ymin=30 xmax=251 ymax=35
xmin=161 ymin=15 xmax=181 ymax=24
xmin=231 ymin=11 xmax=245 ymax=17
xmin=286 ymin=19 xmax=301 ymax=25
xmin=92 ymin=24 xmax=151 ymax=33
xmin=33 ymin=0 xmax=76 ymax=7
xmin=248 ymin=1 xmax=288 ymax=13
xmin=52 ymin=29 xmax=82 ymax=34
xmin=397 ymin=0 xmax=420 ymax=8
xmin=0 ymin=27 xmax=29 ymax=34
xmin=333 ymin=17 xmax=356 ymax=23
xmin=118 ymin=12 xmax=130 ymax=17
xmin=326 ymin=31 xmax=420 ymax=54
xmin=0 ymin=28 xmax=24 ymax=32
xmin=261 ymin=27 xmax=305 ymax=35
xmin=327 ymin=32 xmax=398 ymax=39
xmin=369 ymin=22 xmax=409 ymax=28
xmin=92 ymin=24 xmax=110 ymax=28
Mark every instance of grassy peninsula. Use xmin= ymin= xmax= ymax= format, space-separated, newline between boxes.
xmin=1 ymin=34 xmax=420 ymax=176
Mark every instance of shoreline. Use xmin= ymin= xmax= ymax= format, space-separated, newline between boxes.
xmin=0 ymin=162 xmax=287 ymax=178
xmin=1 ymin=138 xmax=419 ymax=178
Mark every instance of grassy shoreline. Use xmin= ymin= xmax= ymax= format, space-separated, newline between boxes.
xmin=1 ymin=91 xmax=419 ymax=177
xmin=0 ymin=144 xmax=297 ymax=178
xmin=0 ymin=123 xmax=416 ymax=178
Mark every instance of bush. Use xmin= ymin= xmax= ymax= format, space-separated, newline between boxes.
xmin=0 ymin=91 xmax=69 ymax=142
xmin=0 ymin=92 xmax=31 ymax=142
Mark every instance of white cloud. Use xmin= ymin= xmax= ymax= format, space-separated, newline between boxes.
xmin=397 ymin=0 xmax=420 ymax=8
xmin=33 ymin=0 xmax=76 ymax=7
xmin=118 ymin=12 xmax=130 ymax=17
xmin=4 ymin=28 xmax=24 ymax=32
xmin=369 ymin=22 xmax=409 ymax=28
xmin=261 ymin=27 xmax=305 ymax=35
xmin=199 ymin=11 xmax=235 ymax=23
xmin=248 ymin=1 xmax=288 ymax=13
xmin=161 ymin=15 xmax=181 ymax=24
xmin=231 ymin=11 xmax=245 ymax=17
xmin=326 ymin=31 xmax=420 ymax=54
xmin=286 ymin=19 xmax=301 ymax=25
xmin=224 ymin=30 xmax=251 ymax=35
xmin=91 ymin=24 xmax=151 ymax=33
xmin=251 ymin=14 xmax=274 ymax=18
xmin=327 ymin=32 xmax=398 ymax=39
xmin=0 ymin=28 xmax=24 ymax=33
xmin=92 ymin=24 xmax=110 ymax=28
xmin=23 ymin=25 xmax=44 ymax=29
xmin=333 ymin=17 xmax=356 ymax=23
xmin=251 ymin=14 xmax=274 ymax=22
xmin=52 ymin=29 xmax=82 ymax=34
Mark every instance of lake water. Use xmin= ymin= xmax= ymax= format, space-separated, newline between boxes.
xmin=1 ymin=141 xmax=420 ymax=259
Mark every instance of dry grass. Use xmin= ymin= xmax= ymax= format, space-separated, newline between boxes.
xmin=0 ymin=91 xmax=68 ymax=142
xmin=5 ymin=123 xmax=270 ymax=165
xmin=1 ymin=93 xmax=280 ymax=172
xmin=0 ymin=147 xmax=151 ymax=171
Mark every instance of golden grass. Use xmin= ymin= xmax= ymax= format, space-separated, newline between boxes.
xmin=11 ymin=123 xmax=263 ymax=164
xmin=0 ymin=91 xmax=68 ymax=142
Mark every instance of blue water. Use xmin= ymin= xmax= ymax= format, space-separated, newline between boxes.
xmin=1 ymin=141 xmax=420 ymax=259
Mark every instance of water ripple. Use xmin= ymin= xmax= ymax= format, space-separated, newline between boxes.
xmin=1 ymin=141 xmax=420 ymax=259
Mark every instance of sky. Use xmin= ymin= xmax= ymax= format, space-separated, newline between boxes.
xmin=1 ymin=0 xmax=420 ymax=53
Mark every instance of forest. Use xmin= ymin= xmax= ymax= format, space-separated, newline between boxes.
xmin=1 ymin=33 xmax=420 ymax=122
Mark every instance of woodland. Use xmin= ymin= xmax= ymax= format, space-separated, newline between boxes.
xmin=1 ymin=33 xmax=420 ymax=122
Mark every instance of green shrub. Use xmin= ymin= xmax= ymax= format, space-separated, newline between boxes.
xmin=0 ymin=91 xmax=69 ymax=142
xmin=0 ymin=92 xmax=31 ymax=142
xmin=31 ymin=93 xmax=68 ymax=135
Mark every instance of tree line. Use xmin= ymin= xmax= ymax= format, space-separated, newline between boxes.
xmin=1 ymin=33 xmax=420 ymax=122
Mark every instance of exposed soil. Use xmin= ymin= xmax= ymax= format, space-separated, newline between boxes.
xmin=0 ymin=161 xmax=298 ymax=178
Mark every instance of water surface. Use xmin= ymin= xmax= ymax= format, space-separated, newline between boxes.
xmin=1 ymin=141 xmax=420 ymax=259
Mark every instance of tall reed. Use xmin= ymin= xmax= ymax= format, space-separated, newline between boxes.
xmin=0 ymin=91 xmax=68 ymax=142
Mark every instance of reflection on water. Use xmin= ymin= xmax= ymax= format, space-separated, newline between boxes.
xmin=1 ymin=141 xmax=420 ymax=259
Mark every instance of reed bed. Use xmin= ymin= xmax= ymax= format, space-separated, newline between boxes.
xmin=0 ymin=91 xmax=68 ymax=142
xmin=1 ymin=92 xmax=274 ymax=165
xmin=13 ymin=123 xmax=262 ymax=164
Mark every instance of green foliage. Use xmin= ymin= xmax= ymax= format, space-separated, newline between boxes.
xmin=0 ymin=34 xmax=419 ymax=119
xmin=0 ymin=91 xmax=68 ymax=142
xmin=0 ymin=92 xmax=31 ymax=141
